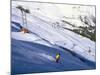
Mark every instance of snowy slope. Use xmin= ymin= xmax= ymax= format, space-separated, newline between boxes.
xmin=11 ymin=38 xmax=95 ymax=74
xmin=12 ymin=5 xmax=95 ymax=62
xmin=11 ymin=2 xmax=96 ymax=74
xmin=11 ymin=21 xmax=96 ymax=74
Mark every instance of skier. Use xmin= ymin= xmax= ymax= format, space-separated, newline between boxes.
xmin=56 ymin=53 xmax=60 ymax=63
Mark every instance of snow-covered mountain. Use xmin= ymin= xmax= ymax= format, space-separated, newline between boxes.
xmin=11 ymin=1 xmax=96 ymax=74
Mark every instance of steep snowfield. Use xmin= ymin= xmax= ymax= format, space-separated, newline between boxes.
xmin=11 ymin=38 xmax=95 ymax=74
xmin=11 ymin=2 xmax=96 ymax=74
xmin=12 ymin=6 xmax=95 ymax=61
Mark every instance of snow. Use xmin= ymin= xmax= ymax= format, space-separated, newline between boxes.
xmin=39 ymin=53 xmax=56 ymax=61
xmin=11 ymin=2 xmax=95 ymax=62
xmin=12 ymin=32 xmax=52 ymax=47
xmin=11 ymin=1 xmax=96 ymax=74
xmin=11 ymin=38 xmax=95 ymax=74
xmin=12 ymin=32 xmax=40 ymax=42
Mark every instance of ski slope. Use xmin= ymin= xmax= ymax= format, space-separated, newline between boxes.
xmin=11 ymin=2 xmax=96 ymax=74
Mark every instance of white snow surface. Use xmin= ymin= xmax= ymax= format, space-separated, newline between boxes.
xmin=11 ymin=2 xmax=96 ymax=62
